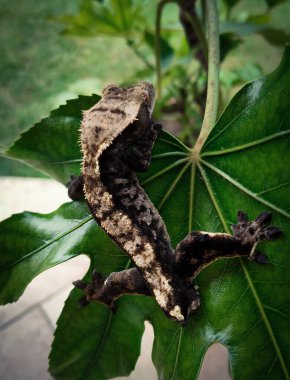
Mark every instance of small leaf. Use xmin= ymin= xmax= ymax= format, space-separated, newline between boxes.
xmin=144 ymin=30 xmax=174 ymax=68
xmin=6 ymin=95 xmax=100 ymax=183
xmin=258 ymin=28 xmax=290 ymax=46
xmin=220 ymin=20 xmax=290 ymax=46
xmin=220 ymin=63 xmax=263 ymax=87
xmin=220 ymin=32 xmax=242 ymax=61
xmin=222 ymin=0 xmax=241 ymax=9
xmin=265 ymin=0 xmax=288 ymax=8
xmin=54 ymin=0 xmax=147 ymax=38
xmin=0 ymin=202 xmax=98 ymax=304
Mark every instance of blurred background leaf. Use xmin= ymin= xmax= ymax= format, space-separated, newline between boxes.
xmin=1 ymin=0 xmax=290 ymax=175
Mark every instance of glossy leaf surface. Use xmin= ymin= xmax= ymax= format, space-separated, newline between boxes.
xmin=0 ymin=202 xmax=93 ymax=304
xmin=1 ymin=47 xmax=290 ymax=380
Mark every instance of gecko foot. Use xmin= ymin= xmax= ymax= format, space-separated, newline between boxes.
xmin=73 ymin=270 xmax=116 ymax=311
xmin=152 ymin=122 xmax=163 ymax=133
xmin=231 ymin=211 xmax=282 ymax=261
xmin=67 ymin=174 xmax=84 ymax=201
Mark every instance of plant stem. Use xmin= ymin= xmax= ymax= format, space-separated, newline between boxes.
xmin=193 ymin=0 xmax=220 ymax=155
xmin=179 ymin=0 xmax=208 ymax=69
xmin=201 ymin=0 xmax=206 ymax=25
xmin=126 ymin=39 xmax=154 ymax=70
xmin=183 ymin=9 xmax=208 ymax=63
xmin=155 ymin=0 xmax=172 ymax=99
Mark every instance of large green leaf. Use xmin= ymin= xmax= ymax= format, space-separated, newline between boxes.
xmin=1 ymin=47 xmax=290 ymax=380
xmin=0 ymin=202 xmax=93 ymax=304
xmin=6 ymin=94 xmax=100 ymax=184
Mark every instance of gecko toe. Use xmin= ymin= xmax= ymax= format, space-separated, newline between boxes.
xmin=73 ymin=280 xmax=87 ymax=290
xmin=233 ymin=211 xmax=282 ymax=249
xmin=230 ymin=224 xmax=239 ymax=234
xmin=153 ymin=122 xmax=163 ymax=133
xmin=254 ymin=211 xmax=272 ymax=226
xmin=92 ymin=269 xmax=103 ymax=282
xmin=265 ymin=226 xmax=283 ymax=240
xmin=254 ymin=251 xmax=268 ymax=265
xmin=237 ymin=210 xmax=248 ymax=223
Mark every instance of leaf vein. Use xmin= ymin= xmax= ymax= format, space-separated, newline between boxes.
xmin=0 ymin=214 xmax=93 ymax=273
xmin=141 ymin=158 xmax=189 ymax=186
xmin=201 ymin=129 xmax=290 ymax=157
xmin=198 ymin=162 xmax=289 ymax=379
xmin=80 ymin=312 xmax=113 ymax=380
xmin=200 ymin=159 xmax=290 ymax=218
xmin=158 ymin=162 xmax=191 ymax=210
xmin=171 ymin=328 xmax=183 ymax=380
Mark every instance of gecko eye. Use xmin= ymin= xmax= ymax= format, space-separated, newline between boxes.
xmin=103 ymin=84 xmax=120 ymax=95
xmin=142 ymin=92 xmax=150 ymax=105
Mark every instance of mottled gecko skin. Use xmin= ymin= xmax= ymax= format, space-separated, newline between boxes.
xmin=70 ymin=82 xmax=282 ymax=325
xmin=81 ymin=82 xmax=197 ymax=322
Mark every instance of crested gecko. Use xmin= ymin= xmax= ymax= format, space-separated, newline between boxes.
xmin=69 ymin=82 xmax=282 ymax=325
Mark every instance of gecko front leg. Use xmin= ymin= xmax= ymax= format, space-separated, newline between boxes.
xmin=121 ymin=102 xmax=162 ymax=172
xmin=67 ymin=174 xmax=84 ymax=201
xmin=174 ymin=211 xmax=282 ymax=278
xmin=73 ymin=267 xmax=151 ymax=310
xmin=122 ymin=121 xmax=162 ymax=172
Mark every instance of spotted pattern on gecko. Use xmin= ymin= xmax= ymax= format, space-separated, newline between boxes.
xmin=69 ymin=82 xmax=282 ymax=325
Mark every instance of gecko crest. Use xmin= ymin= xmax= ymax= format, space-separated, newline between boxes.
xmin=69 ymin=82 xmax=282 ymax=325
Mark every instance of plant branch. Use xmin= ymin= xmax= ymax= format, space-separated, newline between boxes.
xmin=155 ymin=0 xmax=172 ymax=99
xmin=178 ymin=0 xmax=209 ymax=117
xmin=193 ymin=0 xmax=220 ymax=155
xmin=179 ymin=0 xmax=208 ymax=69
xmin=201 ymin=0 xmax=206 ymax=25
xmin=126 ymin=39 xmax=154 ymax=70
xmin=186 ymin=10 xmax=208 ymax=63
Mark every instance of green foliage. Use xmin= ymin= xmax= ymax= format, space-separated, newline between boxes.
xmin=0 ymin=0 xmax=142 ymax=176
xmin=220 ymin=19 xmax=290 ymax=46
xmin=1 ymin=0 xmax=290 ymax=378
xmin=6 ymin=95 xmax=100 ymax=183
xmin=1 ymin=0 xmax=289 ymax=176
xmin=1 ymin=36 xmax=290 ymax=380
xmin=0 ymin=202 xmax=93 ymax=304
xmin=220 ymin=33 xmax=242 ymax=62
xmin=56 ymin=0 xmax=149 ymax=38
xmin=51 ymin=0 xmax=290 ymax=147
xmin=266 ymin=0 xmax=289 ymax=7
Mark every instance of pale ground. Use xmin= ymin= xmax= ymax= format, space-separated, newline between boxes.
xmin=0 ymin=177 xmax=231 ymax=380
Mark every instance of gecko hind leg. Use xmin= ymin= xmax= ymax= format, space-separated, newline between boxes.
xmin=73 ymin=267 xmax=151 ymax=311
xmin=174 ymin=211 xmax=282 ymax=278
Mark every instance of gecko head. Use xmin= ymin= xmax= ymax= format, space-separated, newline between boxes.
xmin=124 ymin=82 xmax=156 ymax=116
xmin=138 ymin=82 xmax=156 ymax=116
xmin=116 ymin=82 xmax=157 ymax=143
xmin=102 ymin=82 xmax=155 ymax=116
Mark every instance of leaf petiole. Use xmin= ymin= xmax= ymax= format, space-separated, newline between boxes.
xmin=155 ymin=0 xmax=173 ymax=99
xmin=193 ymin=0 xmax=220 ymax=155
